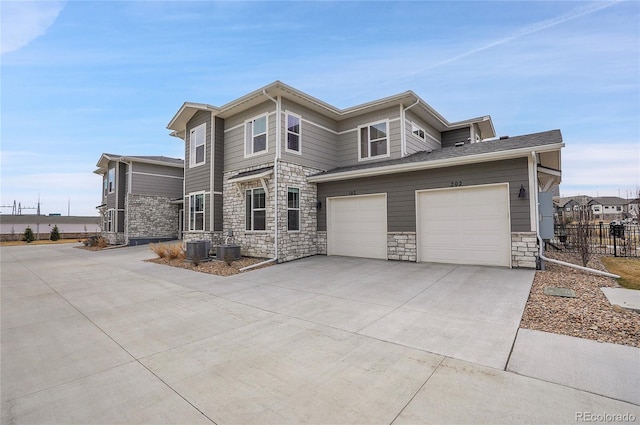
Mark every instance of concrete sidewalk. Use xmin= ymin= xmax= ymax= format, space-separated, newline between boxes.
xmin=2 ymin=244 xmax=638 ymax=424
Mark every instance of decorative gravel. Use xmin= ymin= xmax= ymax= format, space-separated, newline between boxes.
xmin=520 ymin=252 xmax=640 ymax=348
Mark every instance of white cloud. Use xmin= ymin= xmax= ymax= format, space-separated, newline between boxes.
xmin=1 ymin=1 xmax=66 ymax=55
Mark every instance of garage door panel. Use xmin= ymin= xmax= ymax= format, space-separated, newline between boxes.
xmin=328 ymin=195 xmax=387 ymax=260
xmin=418 ymin=185 xmax=510 ymax=267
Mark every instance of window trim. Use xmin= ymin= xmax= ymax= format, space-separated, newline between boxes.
xmin=287 ymin=186 xmax=300 ymax=232
xmin=285 ymin=111 xmax=302 ymax=155
xmin=107 ymin=166 xmax=115 ymax=193
xmin=358 ymin=119 xmax=390 ymax=162
xmin=189 ymin=123 xmax=206 ymax=168
xmin=245 ymin=187 xmax=267 ymax=232
xmin=188 ymin=192 xmax=205 ymax=231
xmin=410 ymin=122 xmax=426 ymax=141
xmin=244 ymin=114 xmax=269 ymax=158
xmin=104 ymin=209 xmax=114 ymax=232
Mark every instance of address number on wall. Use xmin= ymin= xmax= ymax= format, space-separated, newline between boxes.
xmin=450 ymin=181 xmax=463 ymax=187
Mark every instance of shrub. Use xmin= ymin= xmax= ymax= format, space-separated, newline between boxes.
xmin=167 ymin=243 xmax=185 ymax=260
xmin=96 ymin=237 xmax=108 ymax=248
xmin=150 ymin=243 xmax=167 ymax=258
xmin=50 ymin=225 xmax=60 ymax=241
xmin=22 ymin=226 xmax=35 ymax=243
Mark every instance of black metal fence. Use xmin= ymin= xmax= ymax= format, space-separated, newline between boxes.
xmin=550 ymin=223 xmax=639 ymax=257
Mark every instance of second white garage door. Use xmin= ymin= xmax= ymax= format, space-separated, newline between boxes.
xmin=327 ymin=194 xmax=387 ymax=259
xmin=417 ymin=184 xmax=511 ymax=267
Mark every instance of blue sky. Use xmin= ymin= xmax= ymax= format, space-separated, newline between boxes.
xmin=1 ymin=1 xmax=638 ymax=216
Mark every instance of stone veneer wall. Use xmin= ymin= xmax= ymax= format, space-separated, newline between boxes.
xmin=222 ymin=161 xmax=323 ymax=261
xmin=102 ymin=231 xmax=125 ymax=245
xmin=126 ymin=194 xmax=180 ymax=239
xmin=387 ymin=232 xmax=417 ymax=261
xmin=511 ymin=231 xmax=538 ymax=269
xmin=316 ymin=231 xmax=327 ymax=255
xmin=277 ymin=162 xmax=322 ymax=262
xmin=182 ymin=231 xmax=223 ymax=245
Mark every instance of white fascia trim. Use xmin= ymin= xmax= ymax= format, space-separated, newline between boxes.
xmin=309 ymin=143 xmax=565 ymax=183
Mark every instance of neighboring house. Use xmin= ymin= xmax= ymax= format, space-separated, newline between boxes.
xmin=555 ymin=195 xmax=629 ymax=222
xmin=167 ymin=81 xmax=563 ymax=268
xmin=94 ymin=154 xmax=184 ymax=245
xmin=0 ymin=215 xmax=101 ymax=241
xmin=590 ymin=197 xmax=627 ymax=221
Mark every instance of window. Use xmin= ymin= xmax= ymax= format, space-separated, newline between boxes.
xmin=593 ymin=206 xmax=602 ymax=213
xmin=189 ymin=193 xmax=204 ymax=231
xmin=103 ymin=176 xmax=108 ymax=197
xmin=104 ymin=209 xmax=114 ymax=232
xmin=245 ymin=115 xmax=268 ymax=156
xmin=286 ymin=113 xmax=301 ymax=153
xmin=359 ymin=121 xmax=389 ymax=160
xmin=108 ymin=167 xmax=115 ymax=193
xmin=411 ymin=122 xmax=425 ymax=141
xmin=245 ymin=188 xmax=266 ymax=231
xmin=189 ymin=123 xmax=206 ymax=167
xmin=616 ymin=206 xmax=622 ymax=212
xmin=288 ymin=187 xmax=300 ymax=231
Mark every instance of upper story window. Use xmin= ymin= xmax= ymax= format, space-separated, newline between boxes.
xmin=108 ymin=166 xmax=115 ymax=193
xmin=245 ymin=115 xmax=268 ymax=156
xmin=286 ymin=113 xmax=301 ymax=154
xmin=245 ymin=188 xmax=266 ymax=231
xmin=411 ymin=122 xmax=425 ymax=141
xmin=189 ymin=123 xmax=206 ymax=167
xmin=359 ymin=120 xmax=389 ymax=161
xmin=593 ymin=205 xmax=602 ymax=213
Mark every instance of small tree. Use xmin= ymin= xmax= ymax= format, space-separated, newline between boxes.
xmin=50 ymin=225 xmax=61 ymax=241
xmin=575 ymin=207 xmax=594 ymax=267
xmin=22 ymin=226 xmax=35 ymax=243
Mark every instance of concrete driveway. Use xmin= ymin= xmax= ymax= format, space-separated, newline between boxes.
xmin=2 ymin=244 xmax=637 ymax=424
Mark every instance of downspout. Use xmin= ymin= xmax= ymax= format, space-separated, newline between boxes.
xmin=122 ymin=159 xmax=132 ymax=245
xmin=401 ymin=98 xmax=420 ymax=156
xmin=263 ymin=89 xmax=280 ymax=263
xmin=531 ymin=151 xmax=619 ymax=278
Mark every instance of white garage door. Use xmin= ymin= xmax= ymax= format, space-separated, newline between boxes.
xmin=417 ymin=184 xmax=511 ymax=267
xmin=328 ymin=194 xmax=387 ymax=259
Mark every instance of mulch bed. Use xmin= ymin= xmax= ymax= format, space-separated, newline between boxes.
xmin=520 ymin=252 xmax=640 ymax=348
xmin=145 ymin=256 xmax=273 ymax=276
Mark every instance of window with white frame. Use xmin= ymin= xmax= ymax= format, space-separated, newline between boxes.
xmin=286 ymin=113 xmax=301 ymax=153
xmin=593 ymin=205 xmax=602 ymax=213
xmin=189 ymin=193 xmax=205 ymax=231
xmin=108 ymin=166 xmax=115 ymax=193
xmin=411 ymin=122 xmax=425 ymax=141
xmin=189 ymin=123 xmax=206 ymax=167
xmin=104 ymin=209 xmax=114 ymax=232
xmin=245 ymin=115 xmax=268 ymax=156
xmin=616 ymin=206 xmax=622 ymax=212
xmin=287 ymin=187 xmax=300 ymax=231
xmin=245 ymin=188 xmax=266 ymax=231
xmin=103 ymin=176 xmax=108 ymax=197
xmin=359 ymin=121 xmax=389 ymax=160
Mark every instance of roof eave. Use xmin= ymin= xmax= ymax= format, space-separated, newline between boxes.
xmin=167 ymin=102 xmax=218 ymax=132
xmin=308 ymin=143 xmax=565 ymax=183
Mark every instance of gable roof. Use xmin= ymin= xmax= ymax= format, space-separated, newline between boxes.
xmin=94 ymin=153 xmax=184 ymax=174
xmin=167 ymin=81 xmax=495 ymax=139
xmin=309 ymin=130 xmax=563 ymax=182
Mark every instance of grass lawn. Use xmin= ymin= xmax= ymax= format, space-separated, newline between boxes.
xmin=601 ymin=257 xmax=640 ymax=290
xmin=0 ymin=239 xmax=80 ymax=247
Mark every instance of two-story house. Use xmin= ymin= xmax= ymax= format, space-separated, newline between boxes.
xmin=167 ymin=81 xmax=563 ymax=268
xmin=94 ymin=154 xmax=184 ymax=245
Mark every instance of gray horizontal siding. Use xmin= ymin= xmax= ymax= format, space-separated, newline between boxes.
xmin=131 ymin=174 xmax=182 ymax=198
xmin=441 ymin=127 xmax=470 ymax=148
xmin=405 ymin=110 xmax=440 ymax=154
xmin=214 ymin=117 xmax=225 ymax=192
xmin=280 ymin=99 xmax=338 ymax=171
xmin=133 ymin=162 xmax=183 ymax=178
xmin=224 ymin=101 xmax=276 ymax=171
xmin=185 ymin=110 xmax=211 ymax=194
xmin=213 ymin=193 xmax=223 ymax=231
xmin=317 ymin=158 xmax=530 ymax=233
xmin=335 ymin=106 xmax=402 ymax=168
xmin=117 ymin=164 xmax=127 ymax=209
